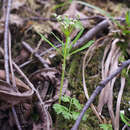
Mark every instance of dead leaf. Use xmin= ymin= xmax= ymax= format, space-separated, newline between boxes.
xmin=11 ymin=0 xmax=26 ymax=10
xmin=0 ymin=70 xmax=34 ymax=105
xmin=10 ymin=14 xmax=24 ymax=26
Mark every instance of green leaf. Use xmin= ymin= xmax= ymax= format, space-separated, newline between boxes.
xmin=122 ymin=30 xmax=130 ymax=35
xmin=72 ymin=98 xmax=82 ymax=110
xmin=71 ymin=111 xmax=87 ymax=121
xmin=53 ymin=103 xmax=72 ymax=120
xmin=82 ymin=113 xmax=87 ymax=121
xmin=99 ymin=124 xmax=113 ymax=130
xmin=70 ymin=40 xmax=94 ymax=56
xmin=52 ymin=0 xmax=72 ymax=10
xmin=71 ymin=111 xmax=80 ymax=120
xmin=61 ymin=96 xmax=71 ymax=103
xmin=51 ymin=32 xmax=64 ymax=46
xmin=72 ymin=28 xmax=84 ymax=45
xmin=126 ymin=10 xmax=130 ymax=26
xmin=53 ymin=104 xmax=68 ymax=114
xmin=38 ymin=33 xmax=59 ymax=53
xmin=120 ymin=112 xmax=130 ymax=126
xmin=74 ymin=18 xmax=83 ymax=29
xmin=62 ymin=110 xmax=72 ymax=120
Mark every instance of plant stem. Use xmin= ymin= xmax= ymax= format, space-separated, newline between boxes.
xmin=59 ymin=37 xmax=70 ymax=104
xmin=59 ymin=58 xmax=66 ymax=104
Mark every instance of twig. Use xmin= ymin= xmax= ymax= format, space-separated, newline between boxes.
xmin=3 ymin=0 xmax=22 ymax=129
xmin=22 ymin=41 xmax=49 ymax=68
xmin=122 ymin=124 xmax=130 ymax=130
xmin=19 ymin=44 xmax=61 ymax=68
xmin=73 ymin=17 xmax=125 ymax=50
xmin=71 ymin=59 xmax=130 ymax=130
xmin=4 ymin=0 xmax=11 ymax=83
xmin=23 ymin=15 xmax=105 ymax=22
xmin=72 ymin=19 xmax=109 ymax=50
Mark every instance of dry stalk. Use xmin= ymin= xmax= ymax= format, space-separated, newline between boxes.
xmin=115 ymin=77 xmax=125 ymax=130
xmin=98 ymin=38 xmax=127 ymax=129
xmin=82 ymin=36 xmax=109 ymax=123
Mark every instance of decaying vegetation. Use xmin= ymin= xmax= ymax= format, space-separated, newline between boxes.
xmin=0 ymin=0 xmax=129 ymax=130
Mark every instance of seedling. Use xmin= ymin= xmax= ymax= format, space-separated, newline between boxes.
xmin=38 ymin=15 xmax=94 ymax=104
xmin=53 ymin=96 xmax=89 ymax=121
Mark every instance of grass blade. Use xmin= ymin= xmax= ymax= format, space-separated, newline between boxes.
xmin=70 ymin=40 xmax=94 ymax=56
xmin=72 ymin=28 xmax=84 ymax=45
xmin=51 ymin=32 xmax=64 ymax=46
xmin=76 ymin=1 xmax=113 ymax=20
xmin=38 ymin=32 xmax=59 ymax=52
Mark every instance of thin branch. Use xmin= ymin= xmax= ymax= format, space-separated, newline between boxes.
xmin=4 ymin=0 xmax=22 ymax=129
xmin=72 ymin=18 xmax=125 ymax=50
xmin=22 ymin=41 xmax=49 ymax=68
xmin=71 ymin=59 xmax=130 ymax=130
xmin=23 ymin=15 xmax=105 ymax=22
xmin=19 ymin=44 xmax=61 ymax=68
xmin=4 ymin=0 xmax=11 ymax=83
xmin=72 ymin=19 xmax=109 ymax=50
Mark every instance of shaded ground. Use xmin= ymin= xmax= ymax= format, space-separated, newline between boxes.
xmin=0 ymin=0 xmax=129 ymax=130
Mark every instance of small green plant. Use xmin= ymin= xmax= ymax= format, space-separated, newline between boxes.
xmin=120 ymin=110 xmax=130 ymax=127
xmin=52 ymin=0 xmax=72 ymax=10
xmin=118 ymin=10 xmax=130 ymax=35
xmin=99 ymin=124 xmax=113 ymax=130
xmin=117 ymin=10 xmax=130 ymax=62
xmin=38 ymin=15 xmax=94 ymax=104
xmin=53 ymin=96 xmax=89 ymax=121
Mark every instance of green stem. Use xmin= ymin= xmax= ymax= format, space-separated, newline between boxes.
xmin=59 ymin=57 xmax=66 ymax=104
xmin=59 ymin=37 xmax=70 ymax=104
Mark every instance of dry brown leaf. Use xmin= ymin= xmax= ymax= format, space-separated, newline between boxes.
xmin=0 ymin=70 xmax=34 ymax=105
xmin=97 ymin=39 xmax=122 ymax=128
xmin=10 ymin=14 xmax=24 ymax=26
xmin=0 ymin=70 xmax=30 ymax=90
xmin=32 ymin=22 xmax=52 ymax=34
xmin=11 ymin=0 xmax=26 ymax=10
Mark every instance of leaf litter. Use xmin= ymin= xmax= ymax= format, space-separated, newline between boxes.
xmin=0 ymin=0 xmax=129 ymax=129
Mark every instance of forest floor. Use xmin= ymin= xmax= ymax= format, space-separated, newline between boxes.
xmin=0 ymin=0 xmax=130 ymax=130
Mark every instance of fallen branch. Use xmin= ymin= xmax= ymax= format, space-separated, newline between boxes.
xmin=73 ymin=18 xmax=125 ymax=50
xmin=71 ymin=59 xmax=130 ymax=130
